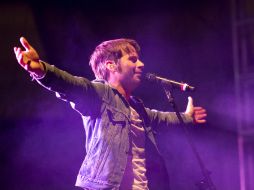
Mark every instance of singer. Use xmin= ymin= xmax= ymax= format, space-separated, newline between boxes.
xmin=14 ymin=37 xmax=207 ymax=190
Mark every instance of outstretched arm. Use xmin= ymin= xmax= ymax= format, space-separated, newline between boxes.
xmin=146 ymin=96 xmax=207 ymax=129
xmin=13 ymin=37 xmax=103 ymax=116
xmin=14 ymin=37 xmax=46 ymax=78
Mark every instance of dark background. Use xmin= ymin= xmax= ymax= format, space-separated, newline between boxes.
xmin=0 ymin=0 xmax=239 ymax=189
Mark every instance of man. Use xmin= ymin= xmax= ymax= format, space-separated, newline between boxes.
xmin=14 ymin=37 xmax=207 ymax=190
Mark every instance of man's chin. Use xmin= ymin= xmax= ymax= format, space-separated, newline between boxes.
xmin=134 ymin=74 xmax=142 ymax=81
xmin=133 ymin=79 xmax=141 ymax=88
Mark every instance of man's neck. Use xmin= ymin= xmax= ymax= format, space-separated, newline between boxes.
xmin=108 ymin=82 xmax=131 ymax=101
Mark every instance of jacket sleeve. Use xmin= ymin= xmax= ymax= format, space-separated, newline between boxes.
xmin=145 ymin=107 xmax=193 ymax=129
xmin=35 ymin=61 xmax=104 ymax=116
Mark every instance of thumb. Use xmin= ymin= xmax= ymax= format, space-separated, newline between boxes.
xmin=185 ymin=96 xmax=194 ymax=114
xmin=20 ymin=37 xmax=31 ymax=51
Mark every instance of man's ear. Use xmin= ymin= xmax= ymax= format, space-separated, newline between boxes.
xmin=105 ymin=61 xmax=117 ymax=72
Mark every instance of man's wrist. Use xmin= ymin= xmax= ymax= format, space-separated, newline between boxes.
xmin=29 ymin=60 xmax=47 ymax=80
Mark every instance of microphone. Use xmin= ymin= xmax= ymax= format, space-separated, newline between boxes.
xmin=145 ymin=73 xmax=195 ymax=92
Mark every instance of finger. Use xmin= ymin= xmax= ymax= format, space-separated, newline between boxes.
xmin=16 ymin=47 xmax=22 ymax=55
xmin=195 ymin=119 xmax=206 ymax=124
xmin=14 ymin=48 xmax=21 ymax=60
xmin=15 ymin=48 xmax=22 ymax=60
xmin=194 ymin=107 xmax=206 ymax=112
xmin=17 ymin=51 xmax=27 ymax=65
xmin=186 ymin=96 xmax=194 ymax=113
xmin=14 ymin=47 xmax=20 ymax=57
xmin=194 ymin=109 xmax=207 ymax=114
xmin=195 ymin=114 xmax=207 ymax=120
xmin=17 ymin=53 xmax=23 ymax=64
xmin=20 ymin=37 xmax=31 ymax=51
xmin=193 ymin=107 xmax=204 ymax=111
xmin=188 ymin=96 xmax=193 ymax=106
xmin=14 ymin=47 xmax=19 ymax=57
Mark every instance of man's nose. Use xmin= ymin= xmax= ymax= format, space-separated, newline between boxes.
xmin=137 ymin=60 xmax=144 ymax=68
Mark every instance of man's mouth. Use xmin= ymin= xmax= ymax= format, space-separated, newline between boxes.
xmin=135 ymin=71 xmax=143 ymax=75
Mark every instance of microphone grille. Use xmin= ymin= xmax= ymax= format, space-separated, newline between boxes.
xmin=145 ymin=73 xmax=156 ymax=81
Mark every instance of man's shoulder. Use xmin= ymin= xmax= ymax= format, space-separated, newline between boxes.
xmin=91 ymin=79 xmax=118 ymax=100
xmin=92 ymin=79 xmax=106 ymax=84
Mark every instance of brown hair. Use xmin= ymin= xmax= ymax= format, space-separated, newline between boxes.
xmin=89 ymin=39 xmax=140 ymax=80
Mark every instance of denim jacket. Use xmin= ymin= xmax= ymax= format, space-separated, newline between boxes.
xmin=36 ymin=62 xmax=193 ymax=189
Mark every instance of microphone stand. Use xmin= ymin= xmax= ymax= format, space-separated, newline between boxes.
xmin=162 ymin=83 xmax=217 ymax=190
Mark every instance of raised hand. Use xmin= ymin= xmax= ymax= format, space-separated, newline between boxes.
xmin=14 ymin=37 xmax=45 ymax=77
xmin=185 ymin=96 xmax=207 ymax=124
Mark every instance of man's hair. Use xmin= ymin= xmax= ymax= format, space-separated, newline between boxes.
xmin=89 ymin=38 xmax=140 ymax=80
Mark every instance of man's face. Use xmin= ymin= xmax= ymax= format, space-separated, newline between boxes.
xmin=115 ymin=48 xmax=144 ymax=91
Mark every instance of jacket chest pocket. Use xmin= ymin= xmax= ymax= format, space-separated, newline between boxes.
xmin=106 ymin=109 xmax=127 ymax=128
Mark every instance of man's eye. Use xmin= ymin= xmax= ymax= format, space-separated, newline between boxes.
xmin=129 ymin=57 xmax=138 ymax=63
